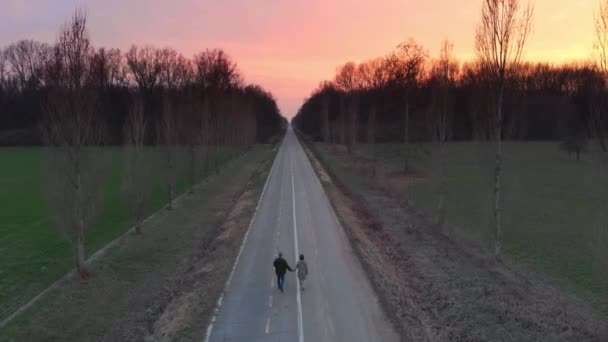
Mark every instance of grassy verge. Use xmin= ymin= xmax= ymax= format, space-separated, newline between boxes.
xmin=0 ymin=145 xmax=276 ymax=341
xmin=0 ymin=146 xmax=243 ymax=322
xmin=299 ymin=135 xmax=607 ymax=340
xmin=323 ymin=142 xmax=608 ymax=303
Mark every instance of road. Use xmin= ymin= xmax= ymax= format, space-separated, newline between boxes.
xmin=205 ymin=127 xmax=398 ymax=342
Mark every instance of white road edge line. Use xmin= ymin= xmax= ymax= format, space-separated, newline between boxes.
xmin=204 ymin=144 xmax=281 ymax=342
xmin=291 ymin=139 xmax=305 ymax=342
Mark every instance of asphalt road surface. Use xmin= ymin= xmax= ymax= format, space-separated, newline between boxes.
xmin=205 ymin=127 xmax=398 ymax=342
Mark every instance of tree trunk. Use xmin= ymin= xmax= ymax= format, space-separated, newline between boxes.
xmin=188 ymin=145 xmax=196 ymax=194
xmin=403 ymin=96 xmax=410 ymax=173
xmin=322 ymin=98 xmax=330 ymax=143
xmin=74 ymin=156 xmax=89 ymax=278
xmin=367 ymin=106 xmax=376 ymax=145
xmin=134 ymin=221 xmax=142 ymax=235
xmin=76 ymin=219 xmax=88 ymax=278
xmin=597 ymin=129 xmax=608 ymax=152
xmin=437 ymin=141 xmax=447 ymax=232
xmin=590 ymin=105 xmax=608 ymax=152
xmin=494 ymin=88 xmax=504 ymax=262
xmin=347 ymin=98 xmax=356 ymax=155
xmin=368 ymin=106 xmax=377 ymax=177
xmin=340 ymin=97 xmax=346 ymax=146
xmin=168 ymin=182 xmax=174 ymax=210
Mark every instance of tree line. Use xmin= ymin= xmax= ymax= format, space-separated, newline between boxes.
xmin=0 ymin=9 xmax=286 ymax=278
xmin=0 ymin=18 xmax=286 ymax=146
xmin=292 ymin=45 xmax=606 ymax=147
xmin=293 ymin=0 xmax=608 ymax=263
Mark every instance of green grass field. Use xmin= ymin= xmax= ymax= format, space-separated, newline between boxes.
xmin=0 ymin=146 xmax=244 ymax=322
xmin=0 ymin=145 xmax=273 ymax=341
xmin=333 ymin=142 xmax=608 ymax=302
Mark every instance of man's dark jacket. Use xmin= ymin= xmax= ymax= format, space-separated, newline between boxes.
xmin=273 ymin=257 xmax=292 ymax=275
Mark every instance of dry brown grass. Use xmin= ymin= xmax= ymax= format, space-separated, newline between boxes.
xmin=300 ymin=136 xmax=608 ymax=341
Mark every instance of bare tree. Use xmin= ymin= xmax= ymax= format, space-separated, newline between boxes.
xmin=389 ymin=38 xmax=427 ymax=172
xmin=182 ymin=90 xmax=205 ymax=192
xmin=158 ymin=48 xmax=191 ymax=90
xmin=318 ymin=82 xmax=332 ymax=143
xmin=193 ymin=49 xmax=242 ymax=92
xmin=123 ymin=95 xmax=152 ymax=234
xmin=42 ymin=10 xmax=111 ymax=278
xmin=156 ymin=92 xmax=181 ymax=210
xmin=334 ymin=62 xmax=357 ymax=92
xmin=4 ymin=40 xmax=50 ymax=91
xmin=475 ymin=0 xmax=533 ymax=260
xmin=428 ymin=40 xmax=458 ymax=231
xmin=335 ymin=63 xmax=359 ymax=151
xmin=592 ymin=0 xmax=608 ymax=152
xmin=0 ymin=48 xmax=7 ymax=91
xmin=126 ymin=46 xmax=162 ymax=92
xmin=358 ymin=58 xmax=391 ymax=176
xmin=347 ymin=94 xmax=359 ymax=154
xmin=367 ymin=101 xmax=378 ymax=176
xmin=339 ymin=93 xmax=347 ymax=145
xmin=595 ymin=1 xmax=608 ymax=75
xmin=89 ymin=47 xmax=124 ymax=89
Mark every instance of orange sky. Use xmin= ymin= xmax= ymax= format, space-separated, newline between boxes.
xmin=0 ymin=0 xmax=599 ymax=118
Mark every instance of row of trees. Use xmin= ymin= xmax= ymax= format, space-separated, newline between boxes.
xmin=3 ymin=10 xmax=285 ymax=278
xmin=294 ymin=0 xmax=608 ymax=262
xmin=0 ymin=23 xmax=285 ymax=145
xmin=293 ymin=45 xmax=605 ymax=145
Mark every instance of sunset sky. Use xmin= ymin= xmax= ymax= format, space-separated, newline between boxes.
xmin=0 ymin=0 xmax=598 ymax=118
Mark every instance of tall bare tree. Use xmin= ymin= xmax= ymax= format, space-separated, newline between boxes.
xmin=335 ymin=62 xmax=360 ymax=153
xmin=358 ymin=58 xmax=391 ymax=176
xmin=182 ymin=90 xmax=206 ymax=192
xmin=428 ymin=40 xmax=458 ymax=231
xmin=123 ymin=95 xmax=152 ymax=234
xmin=318 ymin=82 xmax=332 ymax=143
xmin=42 ymin=10 xmax=111 ymax=278
xmin=475 ymin=0 xmax=533 ymax=260
xmin=592 ymin=0 xmax=608 ymax=152
xmin=388 ymin=38 xmax=427 ymax=172
xmin=157 ymin=92 xmax=181 ymax=210
xmin=367 ymin=101 xmax=378 ymax=176
xmin=4 ymin=40 xmax=50 ymax=91
xmin=0 ymin=48 xmax=7 ymax=92
xmin=158 ymin=48 xmax=191 ymax=90
xmin=126 ymin=46 xmax=162 ymax=92
xmin=193 ymin=49 xmax=242 ymax=92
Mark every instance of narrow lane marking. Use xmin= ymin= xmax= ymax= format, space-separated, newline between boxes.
xmin=269 ymin=295 xmax=273 ymax=308
xmin=290 ymin=137 xmax=305 ymax=342
xmin=265 ymin=318 xmax=271 ymax=334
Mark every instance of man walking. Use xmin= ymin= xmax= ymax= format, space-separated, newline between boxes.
xmin=273 ymin=252 xmax=293 ymax=292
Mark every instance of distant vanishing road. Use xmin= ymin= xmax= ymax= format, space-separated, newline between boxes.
xmin=205 ymin=127 xmax=398 ymax=342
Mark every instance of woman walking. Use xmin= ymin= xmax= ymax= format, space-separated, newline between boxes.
xmin=295 ymin=254 xmax=308 ymax=291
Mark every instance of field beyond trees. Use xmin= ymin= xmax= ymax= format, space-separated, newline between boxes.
xmin=0 ymin=146 xmax=243 ymax=323
xmin=0 ymin=145 xmax=275 ymax=341
xmin=318 ymin=141 xmax=608 ymax=306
